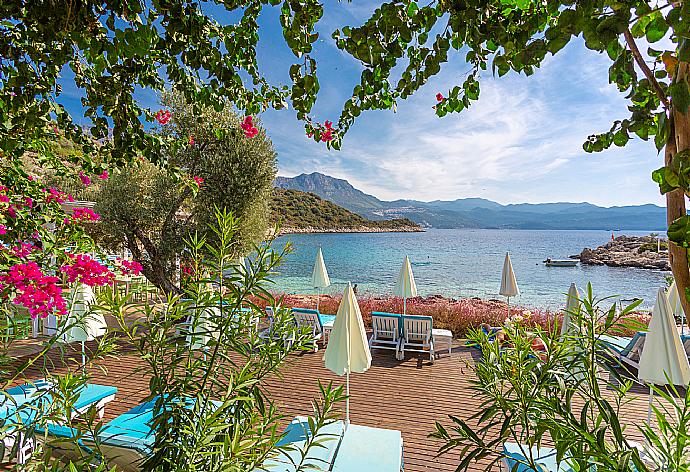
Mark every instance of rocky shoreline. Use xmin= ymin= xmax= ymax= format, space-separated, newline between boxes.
xmin=577 ymin=235 xmax=670 ymax=271
xmin=275 ymin=225 xmax=424 ymax=236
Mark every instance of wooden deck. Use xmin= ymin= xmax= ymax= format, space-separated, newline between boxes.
xmin=12 ymin=337 xmax=655 ymax=472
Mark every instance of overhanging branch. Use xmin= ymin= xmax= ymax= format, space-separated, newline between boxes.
xmin=623 ymin=29 xmax=671 ymax=109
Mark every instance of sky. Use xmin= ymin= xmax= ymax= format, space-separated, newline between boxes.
xmin=59 ymin=1 xmax=667 ymax=208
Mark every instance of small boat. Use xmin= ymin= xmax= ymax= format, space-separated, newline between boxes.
xmin=544 ymin=258 xmax=578 ymax=267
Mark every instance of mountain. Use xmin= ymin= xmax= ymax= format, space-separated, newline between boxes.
xmin=274 ymin=173 xmax=386 ymax=216
xmin=274 ymin=173 xmax=667 ymax=230
xmin=270 ymin=188 xmax=421 ymax=233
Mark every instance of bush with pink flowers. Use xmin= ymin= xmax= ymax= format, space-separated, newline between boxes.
xmin=60 ymin=254 xmax=115 ymax=287
xmin=0 ymin=262 xmax=67 ymax=318
xmin=252 ymin=293 xmax=650 ymax=338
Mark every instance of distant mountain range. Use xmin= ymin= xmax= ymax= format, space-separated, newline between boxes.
xmin=274 ymin=173 xmax=667 ymax=230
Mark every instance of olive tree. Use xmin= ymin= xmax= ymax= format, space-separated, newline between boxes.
xmin=88 ymin=93 xmax=276 ymax=294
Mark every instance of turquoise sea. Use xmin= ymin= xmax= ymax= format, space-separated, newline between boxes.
xmin=270 ymin=229 xmax=669 ymax=310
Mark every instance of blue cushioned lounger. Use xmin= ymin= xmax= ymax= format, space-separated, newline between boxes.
xmin=261 ymin=416 xmax=403 ymax=472
xmin=2 ymin=380 xmax=117 ymax=423
xmin=40 ymin=397 xmax=219 ymax=472
xmin=291 ymin=307 xmax=335 ymax=327
xmin=261 ymin=416 xmax=345 ymax=471
xmin=2 ymin=381 xmax=116 ymax=464
xmin=332 ymin=423 xmax=403 ymax=471
xmin=503 ymin=442 xmax=574 ymax=471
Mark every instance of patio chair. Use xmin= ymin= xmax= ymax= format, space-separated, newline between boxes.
xmin=369 ymin=312 xmax=403 ymax=358
xmin=599 ymin=332 xmax=646 ymax=369
xmin=261 ymin=416 xmax=404 ymax=472
xmin=400 ymin=315 xmax=435 ymax=363
xmin=2 ymin=380 xmax=117 ymax=464
xmin=292 ymin=309 xmax=324 ymax=352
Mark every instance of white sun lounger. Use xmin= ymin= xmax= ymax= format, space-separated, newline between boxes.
xmin=369 ymin=312 xmax=403 ymax=359
xmin=400 ymin=315 xmax=435 ymax=363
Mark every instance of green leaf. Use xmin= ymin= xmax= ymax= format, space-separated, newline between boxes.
xmin=669 ymin=215 xmax=690 ymax=248
xmin=646 ymin=14 xmax=669 ymax=43
xmin=670 ymin=80 xmax=690 ymax=114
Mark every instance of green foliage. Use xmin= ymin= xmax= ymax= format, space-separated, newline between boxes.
xmin=86 ymin=92 xmax=277 ymax=293
xmin=0 ymin=0 xmax=319 ymax=168
xmin=430 ymin=285 xmax=689 ymax=471
xmin=272 ymin=188 xmax=419 ymax=231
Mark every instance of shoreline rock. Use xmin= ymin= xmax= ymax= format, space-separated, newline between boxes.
xmin=274 ymin=225 xmax=425 ymax=236
xmin=579 ymin=235 xmax=670 ymax=271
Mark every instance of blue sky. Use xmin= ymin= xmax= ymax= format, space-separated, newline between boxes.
xmin=251 ymin=1 xmax=665 ymax=207
xmin=59 ymin=2 xmax=666 ymax=207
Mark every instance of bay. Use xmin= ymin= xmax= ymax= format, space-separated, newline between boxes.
xmin=270 ymin=229 xmax=668 ymax=310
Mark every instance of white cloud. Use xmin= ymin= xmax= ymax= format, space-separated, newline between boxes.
xmin=263 ymin=32 xmax=666 ymax=207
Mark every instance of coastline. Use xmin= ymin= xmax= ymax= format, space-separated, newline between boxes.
xmin=275 ymin=225 xmax=425 ymax=236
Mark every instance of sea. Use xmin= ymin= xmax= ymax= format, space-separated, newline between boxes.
xmin=268 ymin=229 xmax=669 ymax=310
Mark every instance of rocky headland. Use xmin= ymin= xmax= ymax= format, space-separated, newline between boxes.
xmin=577 ymin=235 xmax=670 ymax=271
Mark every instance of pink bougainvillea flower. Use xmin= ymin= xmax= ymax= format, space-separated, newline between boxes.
xmin=0 ymin=195 xmax=9 ymax=204
xmin=0 ymin=261 xmax=67 ymax=318
xmin=118 ymin=259 xmax=143 ymax=276
xmin=45 ymin=187 xmax=67 ymax=204
xmin=11 ymin=242 xmax=34 ymax=258
xmin=26 ymin=175 xmax=34 ymax=181
xmin=78 ymin=171 xmax=91 ymax=186
xmin=436 ymin=93 xmax=444 ymax=101
xmin=307 ymin=131 xmax=314 ymax=138
xmin=240 ymin=116 xmax=259 ymax=138
xmin=98 ymin=170 xmax=109 ymax=180
xmin=324 ymin=120 xmax=333 ymax=130
xmin=321 ymin=129 xmax=333 ymax=142
xmin=60 ymin=254 xmax=114 ymax=287
xmin=188 ymin=135 xmax=195 ymax=146
xmin=192 ymin=176 xmax=204 ymax=187
xmin=6 ymin=206 xmax=16 ymax=219
xmin=70 ymin=207 xmax=100 ymax=223
xmin=155 ymin=109 xmax=172 ymax=125
xmin=0 ymin=186 xmax=8 ymax=193
xmin=0 ymin=225 xmax=6 ymax=235
xmin=24 ymin=197 xmax=33 ymax=209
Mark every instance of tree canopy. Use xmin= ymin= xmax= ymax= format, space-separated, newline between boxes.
xmin=87 ymin=93 xmax=277 ymax=293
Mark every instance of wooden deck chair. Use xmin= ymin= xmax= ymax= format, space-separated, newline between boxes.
xmin=292 ymin=310 xmax=323 ymax=352
xmin=369 ymin=312 xmax=402 ymax=359
xmin=400 ymin=315 xmax=435 ymax=363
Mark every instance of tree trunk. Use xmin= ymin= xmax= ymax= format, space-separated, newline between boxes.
xmin=670 ymin=62 xmax=690 ymax=328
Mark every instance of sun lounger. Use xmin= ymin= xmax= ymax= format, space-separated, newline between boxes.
xmin=400 ymin=315 xmax=435 ymax=363
xmin=292 ymin=308 xmax=331 ymax=351
xmin=40 ymin=397 xmax=218 ymax=472
xmin=599 ymin=332 xmax=646 ymax=369
xmin=503 ymin=441 xmax=643 ymax=471
xmin=291 ymin=308 xmax=336 ymax=328
xmin=502 ymin=442 xmax=573 ymax=471
xmin=2 ymin=380 xmax=117 ymax=464
xmin=261 ymin=416 xmax=404 ymax=472
xmin=331 ymin=422 xmax=404 ymax=471
xmin=369 ymin=312 xmax=403 ymax=359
